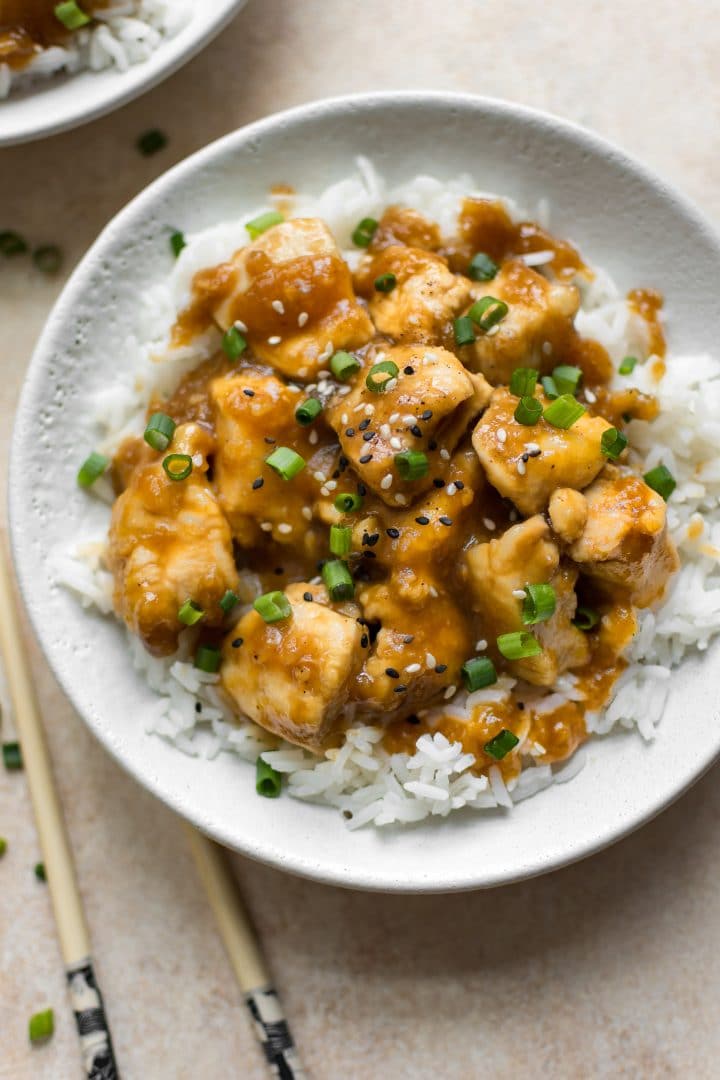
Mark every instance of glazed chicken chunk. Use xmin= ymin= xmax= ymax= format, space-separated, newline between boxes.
xmin=108 ymin=423 xmax=238 ymax=656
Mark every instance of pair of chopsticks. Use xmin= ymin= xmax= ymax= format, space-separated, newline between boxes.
xmin=0 ymin=543 xmax=305 ymax=1078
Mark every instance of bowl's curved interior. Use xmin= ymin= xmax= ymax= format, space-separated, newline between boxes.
xmin=10 ymin=92 xmax=720 ymax=892
xmin=0 ymin=1 xmax=246 ymax=146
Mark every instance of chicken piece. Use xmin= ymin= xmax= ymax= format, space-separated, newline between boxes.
xmin=463 ymin=515 xmax=589 ymax=687
xmin=354 ymin=245 xmax=471 ymax=344
xmin=212 ymin=218 xmax=373 ymax=380
xmin=325 ymin=344 xmax=491 ymax=506
xmin=369 ymin=206 xmax=442 ymax=252
xmin=548 ymin=488 xmax=588 ymax=543
xmin=221 ymin=583 xmax=365 ymax=750
xmin=472 ymin=387 xmax=612 ymax=516
xmin=567 ymin=467 xmax=679 ymax=606
xmin=108 ymin=423 xmax=237 ymax=656
xmin=462 ymin=259 xmax=579 ymax=384
xmin=210 ymin=368 xmax=336 ymax=553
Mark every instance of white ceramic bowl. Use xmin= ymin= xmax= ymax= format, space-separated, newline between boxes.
xmin=0 ymin=1 xmax=247 ymax=146
xmin=10 ymin=93 xmax=720 ymax=892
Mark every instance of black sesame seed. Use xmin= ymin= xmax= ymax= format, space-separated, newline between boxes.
xmin=403 ymin=365 xmax=415 ymax=375
xmin=264 ymin=436 xmax=276 ymax=444
xmin=403 ymin=635 xmax=414 ymax=644
xmin=415 ymin=515 xmax=430 ymax=525
xmin=195 ymin=702 xmax=202 ymax=713
xmin=455 ymin=480 xmax=464 ymax=490
xmin=303 ymin=592 xmax=313 ymax=602
xmin=243 ymin=388 xmax=255 ymax=397
xmin=252 ymin=477 xmax=264 ymax=490
xmin=357 ymin=482 xmax=367 ymax=496
xmin=365 ymin=533 xmax=379 ymax=546
xmin=345 ymin=428 xmax=356 ymax=437
xmin=360 ymin=634 xmax=369 ymax=648
xmin=359 ymin=453 xmax=373 ymax=464
xmin=231 ymin=637 xmax=244 ymax=648
xmin=274 ymin=567 xmax=284 ymax=575
xmin=521 ymin=452 xmax=529 ymax=463
xmin=439 ymin=516 xmax=453 ymax=526
xmin=394 ymin=685 xmax=407 ymax=693
xmin=385 ymin=667 xmax=400 ymax=679
xmin=332 ymin=469 xmax=341 ymax=479
xmin=518 ymin=702 xmax=525 ymax=711
xmin=434 ymin=663 xmax=448 ymax=674
xmin=428 ymin=439 xmax=438 ymax=451
xmin=362 ymin=550 xmax=377 ymax=559
xmin=527 ymin=447 xmax=542 ymax=458
xmin=421 ymin=410 xmax=433 ymax=421
xmin=433 ymin=478 xmax=445 ymax=488
xmin=410 ymin=425 xmax=423 ymax=438
xmin=359 ymin=418 xmax=371 ymax=431
xmin=406 ymin=714 xmax=420 ymax=724
xmin=386 ymin=527 xmax=400 ymax=538
xmin=362 ymin=431 xmax=374 ymax=442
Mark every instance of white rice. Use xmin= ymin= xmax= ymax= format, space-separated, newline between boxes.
xmin=56 ymin=158 xmax=720 ymax=827
xmin=0 ymin=0 xmax=189 ymax=98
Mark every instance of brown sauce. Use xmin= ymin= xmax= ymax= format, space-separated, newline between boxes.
xmin=172 ymin=262 xmax=237 ymax=347
xmin=0 ymin=0 xmax=107 ymax=69
xmin=628 ymin=287 xmax=666 ymax=359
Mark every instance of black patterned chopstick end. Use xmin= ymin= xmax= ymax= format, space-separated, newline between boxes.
xmin=246 ymin=986 xmax=306 ymax=1079
xmin=66 ymin=958 xmax=120 ymax=1080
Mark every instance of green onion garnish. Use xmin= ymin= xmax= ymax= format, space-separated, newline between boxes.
xmin=541 ymin=375 xmax=559 ymax=399
xmin=32 ymin=246 xmax=62 ymax=275
xmin=330 ymin=524 xmax=352 ymax=556
xmin=256 ymin=756 xmax=282 ymax=798
xmin=170 ymin=230 xmax=186 ymax=258
xmin=573 ymin=606 xmax=600 ymax=630
xmin=468 ymin=296 xmax=509 ymax=331
xmin=219 ymin=590 xmax=239 ymax=614
xmin=643 ymin=464 xmax=676 ymax=501
xmin=521 ymin=583 xmax=556 ymax=625
xmin=467 ymin=252 xmax=499 ymax=281
xmin=394 ymin=450 xmax=429 ymax=481
xmin=497 ymin=631 xmax=542 ymax=660
xmin=3 ymin=741 xmax=22 ymax=771
xmin=0 ymin=231 xmax=28 ymax=256
xmin=144 ymin=412 xmax=176 ymax=452
xmin=543 ymin=394 xmax=586 ymax=429
xmin=484 ymin=728 xmax=520 ymax=760
xmin=246 ymin=211 xmax=284 ymax=239
xmin=352 ymin=218 xmax=378 ymax=247
xmin=0 ymin=838 xmax=6 ymax=857
xmin=330 ymin=350 xmax=361 ymax=381
xmin=509 ymin=367 xmax=539 ymax=397
xmin=54 ymin=0 xmax=90 ymax=29
xmin=162 ymin=453 xmax=193 ymax=481
xmin=366 ymin=360 xmax=399 ymax=392
xmin=461 ymin=656 xmax=497 ymax=692
xmin=619 ymin=355 xmax=638 ymax=375
xmin=295 ymin=398 xmax=323 ymax=425
xmin=453 ymin=316 xmax=476 ymax=347
xmin=265 ymin=446 xmax=305 ymax=480
xmin=222 ymin=325 xmax=247 ymax=361
xmin=178 ymin=599 xmax=204 ymax=626
xmin=254 ymin=591 xmax=292 ymax=623
xmin=34 ymin=862 xmax=46 ymax=882
xmin=322 ymin=559 xmax=355 ymax=601
xmin=374 ymin=272 xmax=397 ymax=293
xmin=137 ymin=128 xmax=167 ymax=156
xmin=514 ymin=396 xmax=542 ymax=426
xmin=552 ymin=365 xmax=582 ymax=396
xmin=194 ymin=645 xmax=221 ymax=673
xmin=334 ymin=492 xmax=363 ymax=513
xmin=601 ymin=427 xmax=628 ymax=460
xmin=28 ymin=1007 xmax=54 ymax=1044
xmin=77 ymin=451 xmax=109 ymax=489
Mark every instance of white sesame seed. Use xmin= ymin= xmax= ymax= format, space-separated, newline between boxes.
xmin=302 ymin=506 xmax=312 ymax=521
xmin=298 ymin=311 xmax=309 ymax=327
xmin=517 ymin=459 xmax=526 ymax=475
xmin=338 ymin=385 xmax=352 ymax=396
xmin=271 ymin=299 xmax=285 ymax=314
xmin=404 ymin=663 xmax=422 ymax=674
xmin=260 ymin=522 xmax=273 ymax=532
xmin=192 ymin=453 xmax=203 ymax=466
xmin=364 ymin=404 xmax=375 ymax=416
xmin=446 ymin=483 xmax=457 ymax=496
xmin=313 ymin=470 xmax=326 ymax=482
xmin=320 ymin=486 xmax=330 ymax=497
xmin=390 ymin=437 xmax=403 ymax=450
xmin=308 ymin=430 xmax=319 ymax=445
xmin=389 ymin=412 xmax=400 ymax=424
xmin=428 ymin=585 xmax=438 ymax=598
xmin=443 ymin=684 xmax=457 ymax=700
xmin=318 ymin=370 xmax=331 ymax=382
xmin=353 ymin=402 xmax=366 ymax=413
xmin=497 ymin=428 xmax=507 ymax=443
xmin=483 ymin=518 xmax=496 ymax=530
xmin=319 ymin=341 xmax=334 ymax=362
xmin=525 ymin=442 xmax=540 ymax=454
xmin=380 ymin=423 xmax=391 ymax=439
xmin=385 ymin=378 xmax=398 ymax=392
xmin=423 ymin=351 xmax=437 ymax=364
xmin=278 ymin=523 xmax=292 ymax=534
xmin=440 ymin=448 xmax=450 ymax=461
xmin=475 ymin=639 xmax=487 ymax=651
xmin=309 ymin=575 xmax=322 ymax=585
xmin=512 ymin=588 xmax=527 ymax=599
xmin=425 ymin=652 xmax=437 ymax=668
xmin=326 ymin=479 xmax=337 ymax=491
xmin=267 ymin=335 xmax=282 ymax=345
xmin=394 ymin=493 xmax=408 ymax=506
xmin=288 ymin=384 xmax=302 ymax=393
xmin=297 ymin=367 xmax=308 ymax=378
xmin=585 ymin=388 xmax=597 ymax=403
xmin=403 ymin=414 xmax=416 ymax=425
xmin=234 ymin=319 xmax=248 ymax=332
xmin=341 ymin=413 xmax=349 ymax=425
xmin=542 ymin=341 xmax=552 ymax=356
xmin=380 ymin=474 xmax=393 ymax=490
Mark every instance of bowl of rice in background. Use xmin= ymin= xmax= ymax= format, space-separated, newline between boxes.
xmin=0 ymin=0 xmax=248 ymax=146
xmin=10 ymin=92 xmax=720 ymax=892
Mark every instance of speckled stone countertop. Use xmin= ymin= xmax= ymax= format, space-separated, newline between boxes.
xmin=1 ymin=2 xmax=720 ymax=1076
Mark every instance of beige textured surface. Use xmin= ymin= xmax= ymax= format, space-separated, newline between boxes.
xmin=1 ymin=1 xmax=719 ymax=1076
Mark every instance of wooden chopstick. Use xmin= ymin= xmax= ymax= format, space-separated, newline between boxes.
xmin=184 ymin=826 xmax=307 ymax=1078
xmin=0 ymin=542 xmax=119 ymax=1079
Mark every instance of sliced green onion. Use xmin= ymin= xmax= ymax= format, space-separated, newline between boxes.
xmin=334 ymin=492 xmax=363 ymax=513
xmin=170 ymin=230 xmax=186 ymax=258
xmin=222 ymin=325 xmax=247 ymax=361
xmin=484 ymin=728 xmax=520 ymax=760
xmin=137 ymin=128 xmax=167 ymax=156
xmin=543 ymin=394 xmax=586 ymax=429
xmin=28 ymin=1007 xmax=54 ymax=1044
xmin=468 ymin=252 xmax=499 ymax=281
xmin=514 ymin=396 xmax=542 ymax=426
xmin=330 ymin=524 xmax=352 ymax=556
xmin=322 ymin=559 xmax=355 ymax=601
xmin=77 ymin=451 xmax=109 ymax=489
xmin=374 ymin=272 xmax=397 ymax=293
xmin=256 ymin=756 xmax=282 ymax=798
xmin=468 ymin=296 xmax=509 ymax=331
xmin=619 ymin=355 xmax=638 ymax=375
xmin=541 ymin=375 xmax=559 ymax=399
xmin=54 ymin=1 xmax=90 ymax=29
xmin=352 ymin=217 xmax=378 ymax=247
xmin=394 ymin=450 xmax=429 ymax=481
xmin=453 ymin=316 xmax=476 ymax=347
xmin=178 ymin=599 xmax=204 ymax=626
xmin=32 ymin=246 xmax=62 ymax=275
xmin=521 ymin=583 xmax=556 ymax=625
xmin=162 ymin=453 xmax=193 ymax=481
xmin=461 ymin=656 xmax=497 ymax=692
xmin=144 ymin=412 xmax=176 ymax=452
xmin=366 ymin=360 xmax=399 ymax=392
xmin=510 ymin=367 xmax=539 ymax=397
xmin=34 ymin=862 xmax=46 ymax=882
xmin=246 ymin=211 xmax=284 ymax=239
xmin=0 ymin=838 xmax=6 ymax=857
xmin=330 ymin=350 xmax=361 ymax=381
xmin=497 ymin=631 xmax=543 ymax=660
xmin=2 ymin=741 xmax=22 ymax=771
xmin=295 ymin=398 xmax=323 ymax=425
xmin=0 ymin=231 xmax=28 ymax=256
xmin=573 ymin=606 xmax=600 ymax=631
xmin=552 ymin=364 xmax=582 ymax=395
xmin=601 ymin=427 xmax=628 ymax=460
xmin=265 ymin=446 xmax=305 ymax=480
xmin=254 ymin=591 xmax=292 ymax=623
xmin=194 ymin=645 xmax=221 ymax=673
xmin=643 ymin=464 xmax=676 ymax=501
xmin=220 ymin=589 xmax=239 ymax=614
